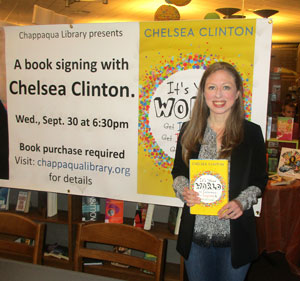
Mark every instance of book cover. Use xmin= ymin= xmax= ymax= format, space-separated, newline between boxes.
xmin=0 ymin=187 xmax=10 ymax=210
xmin=133 ymin=202 xmax=148 ymax=228
xmin=277 ymin=147 xmax=300 ymax=179
xmin=268 ymin=157 xmax=279 ymax=174
xmin=189 ymin=159 xmax=228 ymax=216
xmin=143 ymin=203 xmax=155 ymax=230
xmin=277 ymin=117 xmax=294 ymax=141
xmin=15 ymin=191 xmax=31 ymax=213
xmin=47 ymin=192 xmax=58 ymax=217
xmin=105 ymin=199 xmax=124 ymax=223
xmin=269 ymin=174 xmax=296 ymax=186
xmin=82 ymin=196 xmax=100 ymax=222
xmin=168 ymin=206 xmax=183 ymax=235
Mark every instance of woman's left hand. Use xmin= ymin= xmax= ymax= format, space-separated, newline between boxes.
xmin=218 ymin=200 xmax=243 ymax=220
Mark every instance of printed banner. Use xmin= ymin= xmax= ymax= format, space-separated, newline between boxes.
xmin=0 ymin=19 xmax=272 ymax=206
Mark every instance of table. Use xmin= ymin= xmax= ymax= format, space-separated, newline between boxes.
xmin=256 ymin=180 xmax=300 ymax=276
xmin=0 ymin=257 xmax=119 ymax=281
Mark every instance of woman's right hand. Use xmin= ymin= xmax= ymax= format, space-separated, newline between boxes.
xmin=182 ymin=187 xmax=201 ymax=207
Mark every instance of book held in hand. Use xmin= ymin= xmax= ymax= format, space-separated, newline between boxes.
xmin=0 ymin=187 xmax=10 ymax=210
xmin=190 ymin=159 xmax=228 ymax=216
xmin=16 ymin=191 xmax=31 ymax=213
xmin=82 ymin=196 xmax=100 ymax=222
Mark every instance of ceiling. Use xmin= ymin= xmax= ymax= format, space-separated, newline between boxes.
xmin=0 ymin=0 xmax=299 ymax=43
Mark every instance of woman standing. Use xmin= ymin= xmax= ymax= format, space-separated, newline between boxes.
xmin=172 ymin=62 xmax=268 ymax=281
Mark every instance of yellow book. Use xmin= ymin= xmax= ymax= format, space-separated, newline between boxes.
xmin=190 ymin=159 xmax=229 ymax=216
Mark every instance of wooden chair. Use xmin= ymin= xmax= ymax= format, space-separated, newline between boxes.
xmin=0 ymin=212 xmax=45 ymax=264
xmin=74 ymin=222 xmax=167 ymax=281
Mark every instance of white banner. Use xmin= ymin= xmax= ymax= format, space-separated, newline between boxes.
xmin=0 ymin=19 xmax=272 ymax=206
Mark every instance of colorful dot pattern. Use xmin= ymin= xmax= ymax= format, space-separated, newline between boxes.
xmin=139 ymin=52 xmax=253 ymax=170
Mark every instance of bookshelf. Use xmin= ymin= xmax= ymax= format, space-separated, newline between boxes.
xmin=2 ymin=192 xmax=183 ymax=281
xmin=266 ymin=138 xmax=299 ymax=174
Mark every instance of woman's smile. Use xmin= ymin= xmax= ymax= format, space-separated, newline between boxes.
xmin=204 ymin=70 xmax=240 ymax=119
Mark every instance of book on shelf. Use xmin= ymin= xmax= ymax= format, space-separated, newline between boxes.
xmin=14 ymin=237 xmax=34 ymax=246
xmin=277 ymin=147 xmax=300 ymax=179
xmin=143 ymin=253 xmax=156 ymax=274
xmin=268 ymin=157 xmax=279 ymax=174
xmin=47 ymin=192 xmax=58 ymax=217
xmin=111 ymin=246 xmax=131 ymax=268
xmin=0 ymin=187 xmax=10 ymax=210
xmin=83 ymin=257 xmax=103 ymax=266
xmin=15 ymin=191 xmax=31 ymax=213
xmin=168 ymin=206 xmax=183 ymax=235
xmin=133 ymin=202 xmax=148 ymax=228
xmin=105 ymin=198 xmax=124 ymax=223
xmin=189 ymin=159 xmax=228 ymax=216
xmin=143 ymin=203 xmax=155 ymax=230
xmin=277 ymin=117 xmax=294 ymax=141
xmin=44 ymin=243 xmax=69 ymax=261
xmin=266 ymin=116 xmax=272 ymax=140
xmin=82 ymin=196 xmax=100 ymax=222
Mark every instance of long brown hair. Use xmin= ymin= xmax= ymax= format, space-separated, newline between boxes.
xmin=181 ymin=62 xmax=245 ymax=165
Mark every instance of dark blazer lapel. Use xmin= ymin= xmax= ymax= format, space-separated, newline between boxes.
xmin=229 ymin=142 xmax=252 ymax=199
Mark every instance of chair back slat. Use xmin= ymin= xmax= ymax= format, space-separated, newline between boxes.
xmin=81 ymin=223 xmax=162 ymax=255
xmin=74 ymin=222 xmax=166 ymax=281
xmin=0 ymin=212 xmax=45 ymax=264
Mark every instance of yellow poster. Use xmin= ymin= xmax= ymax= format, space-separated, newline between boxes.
xmin=190 ymin=159 xmax=228 ymax=215
xmin=138 ymin=19 xmax=256 ymax=197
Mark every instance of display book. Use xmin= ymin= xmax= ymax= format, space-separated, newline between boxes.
xmin=47 ymin=192 xmax=57 ymax=217
xmin=82 ymin=196 xmax=100 ymax=222
xmin=189 ymin=159 xmax=228 ymax=215
xmin=266 ymin=138 xmax=299 ymax=174
xmin=269 ymin=173 xmax=296 ymax=186
xmin=133 ymin=202 xmax=155 ymax=230
xmin=15 ymin=190 xmax=31 ymax=213
xmin=0 ymin=187 xmax=10 ymax=210
xmin=277 ymin=147 xmax=300 ymax=179
xmin=276 ymin=116 xmax=294 ymax=141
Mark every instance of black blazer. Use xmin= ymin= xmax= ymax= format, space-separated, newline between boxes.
xmin=171 ymin=120 xmax=268 ymax=268
xmin=0 ymin=101 xmax=9 ymax=179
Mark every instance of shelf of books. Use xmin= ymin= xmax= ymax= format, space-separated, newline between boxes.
xmin=8 ymin=206 xmax=69 ymax=224
xmin=1 ymin=192 xmax=183 ymax=281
